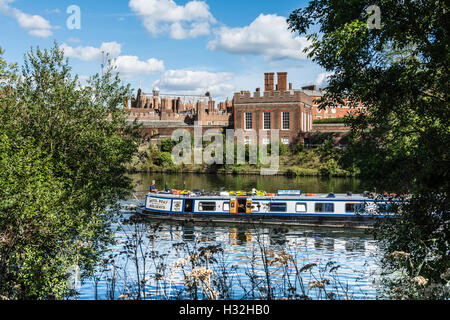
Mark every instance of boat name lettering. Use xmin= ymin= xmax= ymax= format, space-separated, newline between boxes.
xmin=147 ymin=197 xmax=172 ymax=210
xmin=277 ymin=190 xmax=302 ymax=195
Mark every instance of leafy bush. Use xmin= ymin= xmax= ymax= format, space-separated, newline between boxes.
xmin=286 ymin=167 xmax=319 ymax=176
xmin=295 ymin=141 xmax=304 ymax=154
xmin=279 ymin=142 xmax=290 ymax=156
xmin=155 ymin=152 xmax=174 ymax=167
xmin=319 ymin=159 xmax=339 ymax=176
xmin=313 ymin=117 xmax=347 ymax=124
xmin=0 ymin=44 xmax=140 ymax=299
xmin=160 ymin=138 xmax=177 ymax=153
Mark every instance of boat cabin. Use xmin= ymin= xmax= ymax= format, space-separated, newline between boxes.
xmin=142 ymin=189 xmax=394 ymax=217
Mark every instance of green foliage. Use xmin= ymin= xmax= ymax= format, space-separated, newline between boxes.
xmin=286 ymin=167 xmax=319 ymax=177
xmin=319 ymin=159 xmax=339 ymax=176
xmin=160 ymin=138 xmax=177 ymax=153
xmin=295 ymin=141 xmax=304 ymax=154
xmin=0 ymin=136 xmax=69 ymax=299
xmin=232 ymin=166 xmax=243 ymax=175
xmin=313 ymin=117 xmax=346 ymax=124
xmin=279 ymin=142 xmax=289 ymax=156
xmin=289 ymin=0 xmax=450 ymax=298
xmin=308 ymin=132 xmax=335 ymax=145
xmin=142 ymin=133 xmax=354 ymax=177
xmin=317 ymin=136 xmax=336 ymax=160
xmin=155 ymin=152 xmax=174 ymax=167
xmin=0 ymin=44 xmax=141 ymax=299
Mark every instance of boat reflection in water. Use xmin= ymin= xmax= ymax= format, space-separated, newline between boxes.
xmin=77 ymin=213 xmax=381 ymax=300
xmin=157 ymin=218 xmax=372 ymax=254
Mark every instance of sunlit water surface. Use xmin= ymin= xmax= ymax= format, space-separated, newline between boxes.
xmin=77 ymin=173 xmax=382 ymax=300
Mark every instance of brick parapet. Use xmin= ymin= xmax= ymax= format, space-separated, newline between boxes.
xmin=233 ymin=90 xmax=313 ymax=106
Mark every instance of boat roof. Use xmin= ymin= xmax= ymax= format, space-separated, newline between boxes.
xmin=148 ymin=193 xmax=388 ymax=201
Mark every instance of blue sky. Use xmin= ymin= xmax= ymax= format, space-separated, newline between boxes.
xmin=0 ymin=0 xmax=329 ymax=101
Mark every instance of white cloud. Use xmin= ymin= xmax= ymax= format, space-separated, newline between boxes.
xmin=13 ymin=10 xmax=51 ymax=30
xmin=0 ymin=0 xmax=54 ymax=38
xmin=28 ymin=28 xmax=53 ymax=38
xmin=60 ymin=42 xmax=122 ymax=62
xmin=155 ymin=69 xmax=234 ymax=97
xmin=315 ymin=72 xmax=334 ymax=87
xmin=208 ymin=14 xmax=311 ymax=61
xmin=60 ymin=42 xmax=165 ymax=79
xmin=170 ymin=21 xmax=210 ymax=39
xmin=112 ymin=55 xmax=165 ymax=79
xmin=0 ymin=0 xmax=14 ymax=12
xmin=129 ymin=0 xmax=216 ymax=39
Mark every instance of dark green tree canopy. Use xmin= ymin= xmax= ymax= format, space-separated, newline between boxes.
xmin=288 ymin=0 xmax=449 ymax=298
xmin=288 ymin=0 xmax=449 ymax=193
xmin=0 ymin=44 xmax=142 ymax=299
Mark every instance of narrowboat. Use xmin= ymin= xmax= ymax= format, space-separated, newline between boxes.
xmin=136 ymin=189 xmax=397 ymax=229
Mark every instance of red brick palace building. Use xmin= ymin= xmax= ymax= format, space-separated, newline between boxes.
xmin=233 ymin=72 xmax=314 ymax=146
xmin=123 ymin=72 xmax=363 ymax=147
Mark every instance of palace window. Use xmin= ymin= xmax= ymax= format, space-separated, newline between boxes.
xmin=262 ymin=137 xmax=271 ymax=145
xmin=245 ymin=112 xmax=253 ymax=130
xmin=263 ymin=112 xmax=271 ymax=130
xmin=282 ymin=112 xmax=290 ymax=130
xmin=281 ymin=138 xmax=290 ymax=145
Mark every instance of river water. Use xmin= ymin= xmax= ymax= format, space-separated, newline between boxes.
xmin=77 ymin=173 xmax=383 ymax=300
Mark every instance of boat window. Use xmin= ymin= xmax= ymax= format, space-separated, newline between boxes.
xmin=315 ymin=203 xmax=334 ymax=213
xmin=184 ymin=199 xmax=193 ymax=213
xmin=252 ymin=202 xmax=260 ymax=212
xmin=345 ymin=203 xmax=364 ymax=213
xmin=198 ymin=202 xmax=216 ymax=211
xmin=296 ymin=203 xmax=307 ymax=213
xmin=269 ymin=203 xmax=287 ymax=212
xmin=377 ymin=203 xmax=390 ymax=213
xmin=223 ymin=202 xmax=230 ymax=212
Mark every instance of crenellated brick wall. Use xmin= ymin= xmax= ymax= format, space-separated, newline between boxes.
xmin=233 ymin=72 xmax=315 ymax=147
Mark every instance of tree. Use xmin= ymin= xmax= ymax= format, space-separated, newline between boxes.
xmin=288 ymin=1 xmax=449 ymax=298
xmin=0 ymin=44 xmax=142 ymax=299
xmin=160 ymin=138 xmax=177 ymax=153
xmin=156 ymin=152 xmax=174 ymax=167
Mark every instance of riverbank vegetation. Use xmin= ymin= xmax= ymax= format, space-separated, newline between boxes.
xmin=131 ymin=132 xmax=358 ymax=178
xmin=313 ymin=118 xmax=346 ymax=124
xmin=91 ymin=216 xmax=369 ymax=300
xmin=0 ymin=44 xmax=141 ymax=299
xmin=0 ymin=0 xmax=448 ymax=301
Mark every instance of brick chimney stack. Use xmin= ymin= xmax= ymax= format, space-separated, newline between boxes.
xmin=264 ymin=73 xmax=274 ymax=92
xmin=277 ymin=72 xmax=288 ymax=92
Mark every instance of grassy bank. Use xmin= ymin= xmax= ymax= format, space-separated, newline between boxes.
xmin=313 ymin=117 xmax=347 ymax=124
xmin=130 ymin=134 xmax=358 ymax=178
